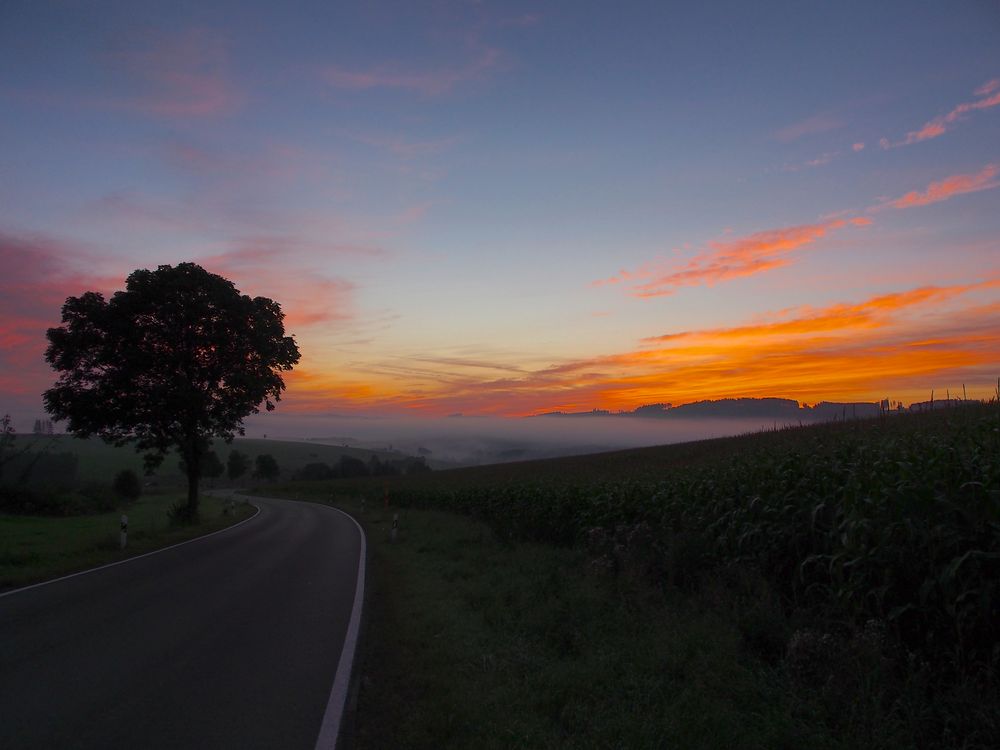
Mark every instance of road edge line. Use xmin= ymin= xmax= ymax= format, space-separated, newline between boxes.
xmin=313 ymin=504 xmax=367 ymax=750
xmin=0 ymin=499 xmax=261 ymax=599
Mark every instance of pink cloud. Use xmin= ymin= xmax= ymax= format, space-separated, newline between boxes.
xmin=885 ymin=79 xmax=1000 ymax=148
xmin=852 ymin=142 xmax=865 ymax=152
xmin=774 ymin=114 xmax=843 ymax=142
xmin=322 ymin=44 xmax=501 ymax=95
xmin=103 ymin=27 xmax=243 ymax=118
xmin=975 ymin=79 xmax=1000 ymax=97
xmin=351 ymin=132 xmax=461 ymax=158
xmin=888 ymin=164 xmax=999 ymax=209
xmin=598 ymin=217 xmax=867 ymax=298
xmin=196 ymin=246 xmax=357 ymax=329
xmin=0 ymin=231 xmax=118 ymax=401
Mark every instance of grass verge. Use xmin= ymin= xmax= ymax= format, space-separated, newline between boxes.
xmin=0 ymin=492 xmax=255 ymax=591
xmin=267 ymin=492 xmax=855 ymax=749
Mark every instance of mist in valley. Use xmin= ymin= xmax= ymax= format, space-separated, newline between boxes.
xmin=241 ymin=413 xmax=800 ymax=467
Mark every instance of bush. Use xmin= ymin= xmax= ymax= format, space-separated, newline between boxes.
xmin=0 ymin=482 xmax=116 ymax=516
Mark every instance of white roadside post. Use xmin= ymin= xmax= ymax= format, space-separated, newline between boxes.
xmin=391 ymin=512 xmax=398 ymax=542
xmin=120 ymin=514 xmax=128 ymax=549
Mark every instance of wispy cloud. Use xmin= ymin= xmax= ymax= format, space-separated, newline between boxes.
xmin=322 ymin=42 xmax=500 ymax=96
xmin=881 ymin=79 xmax=1000 ymax=148
xmin=196 ymin=246 xmax=357 ymax=329
xmin=283 ymin=281 xmax=1000 ymax=416
xmin=102 ymin=28 xmax=243 ymax=118
xmin=885 ymin=164 xmax=999 ymax=209
xmin=642 ymin=283 xmax=995 ymax=343
xmin=774 ymin=114 xmax=843 ymax=142
xmin=595 ymin=217 xmax=869 ymax=298
xmin=599 ymin=160 xmax=995 ymax=300
xmin=0 ymin=231 xmax=118 ymax=399
xmin=350 ymin=132 xmax=461 ymax=158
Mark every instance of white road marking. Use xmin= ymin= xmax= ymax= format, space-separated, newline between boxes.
xmin=313 ymin=504 xmax=367 ymax=750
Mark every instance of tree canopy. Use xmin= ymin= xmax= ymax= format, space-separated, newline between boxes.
xmin=44 ymin=263 xmax=300 ymax=519
xmin=253 ymin=454 xmax=280 ymax=481
xmin=227 ymin=449 xmax=249 ymax=481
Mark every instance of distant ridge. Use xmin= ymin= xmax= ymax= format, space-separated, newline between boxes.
xmin=535 ymin=396 xmax=980 ymax=421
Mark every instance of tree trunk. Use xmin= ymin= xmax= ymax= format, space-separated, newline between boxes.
xmin=185 ymin=467 xmax=200 ymax=520
xmin=183 ymin=436 xmax=202 ymax=521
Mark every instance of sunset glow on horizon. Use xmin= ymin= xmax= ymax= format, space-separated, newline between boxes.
xmin=2 ymin=1 xmax=999 ymax=426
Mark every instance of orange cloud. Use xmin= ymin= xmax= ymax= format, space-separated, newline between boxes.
xmin=643 ymin=283 xmax=994 ymax=344
xmin=888 ymin=164 xmax=999 ymax=209
xmin=600 ymin=218 xmax=866 ymax=298
xmin=885 ymin=80 xmax=1000 ymax=148
xmin=279 ymin=280 xmax=1000 ymax=416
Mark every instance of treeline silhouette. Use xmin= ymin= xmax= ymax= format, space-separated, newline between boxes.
xmin=291 ymin=454 xmax=431 ymax=482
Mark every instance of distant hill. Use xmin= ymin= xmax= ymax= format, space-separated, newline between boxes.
xmin=534 ymin=396 xmax=975 ymax=421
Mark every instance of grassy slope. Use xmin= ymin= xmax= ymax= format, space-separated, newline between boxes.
xmin=0 ymin=492 xmax=255 ymax=590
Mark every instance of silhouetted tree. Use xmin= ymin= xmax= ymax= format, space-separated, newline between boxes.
xmin=253 ymin=453 xmax=280 ymax=481
xmin=404 ymin=456 xmax=431 ymax=475
xmin=295 ymin=462 xmax=334 ymax=481
xmin=113 ymin=469 xmax=142 ymax=502
xmin=179 ymin=449 xmax=224 ymax=482
xmin=0 ymin=414 xmax=28 ymax=481
xmin=338 ymin=454 xmax=369 ymax=478
xmin=43 ymin=263 xmax=300 ymax=521
xmin=227 ymin=449 xmax=249 ymax=481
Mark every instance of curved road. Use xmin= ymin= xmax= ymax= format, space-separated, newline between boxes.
xmin=0 ymin=495 xmax=364 ymax=750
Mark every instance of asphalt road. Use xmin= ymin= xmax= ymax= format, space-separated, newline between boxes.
xmin=0 ymin=495 xmax=364 ymax=750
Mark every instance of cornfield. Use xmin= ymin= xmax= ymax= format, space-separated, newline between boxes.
xmin=380 ymin=405 xmax=1000 ymax=675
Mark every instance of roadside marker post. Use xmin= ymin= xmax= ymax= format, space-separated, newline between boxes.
xmin=391 ymin=513 xmax=398 ymax=543
xmin=120 ymin=514 xmax=128 ymax=549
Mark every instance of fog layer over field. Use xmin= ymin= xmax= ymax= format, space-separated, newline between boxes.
xmin=242 ymin=414 xmax=798 ymax=467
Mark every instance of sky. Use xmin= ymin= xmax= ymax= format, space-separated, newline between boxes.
xmin=2 ymin=0 xmax=999 ymax=430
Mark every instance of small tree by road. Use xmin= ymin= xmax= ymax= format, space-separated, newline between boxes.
xmin=227 ymin=449 xmax=249 ymax=482
xmin=43 ymin=263 xmax=300 ymax=521
xmin=253 ymin=454 xmax=280 ymax=481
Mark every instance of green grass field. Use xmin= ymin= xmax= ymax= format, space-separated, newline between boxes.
xmin=265 ymin=404 xmax=1000 ymax=749
xmin=0 ymin=491 xmax=256 ymax=590
xmin=322 ymin=498 xmax=850 ymax=749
